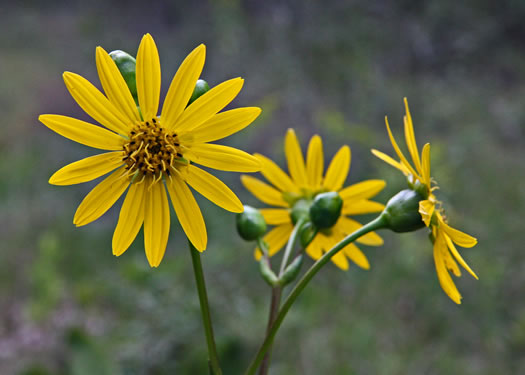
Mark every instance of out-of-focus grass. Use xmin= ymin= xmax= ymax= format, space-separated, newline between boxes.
xmin=1 ymin=1 xmax=524 ymax=374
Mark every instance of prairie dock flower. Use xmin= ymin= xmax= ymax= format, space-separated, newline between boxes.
xmin=39 ymin=34 xmax=261 ymax=267
xmin=241 ymin=129 xmax=386 ymax=271
xmin=372 ymin=98 xmax=478 ymax=304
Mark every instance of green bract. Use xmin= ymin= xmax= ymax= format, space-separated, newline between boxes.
xmin=109 ymin=50 xmax=138 ymax=102
xmin=188 ymin=79 xmax=210 ymax=105
xmin=236 ymin=206 xmax=267 ymax=241
xmin=309 ymin=192 xmax=343 ymax=229
xmin=380 ymin=189 xmax=425 ymax=233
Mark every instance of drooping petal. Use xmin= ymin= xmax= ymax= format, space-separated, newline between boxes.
xmin=39 ymin=115 xmax=124 ymax=151
xmin=331 ymin=249 xmax=349 ymax=270
xmin=136 ymin=33 xmax=161 ymax=121
xmin=418 ymin=199 xmax=435 ymax=227
xmin=144 ymin=179 xmax=171 ymax=267
xmin=260 ymin=208 xmax=291 ymax=225
xmin=284 ymin=129 xmax=308 ymax=187
xmin=49 ymin=151 xmax=124 ymax=185
xmin=62 ymin=72 xmax=130 ymax=135
xmin=403 ymin=98 xmax=423 ymax=176
xmin=339 ymin=180 xmax=386 ymax=201
xmin=384 ymin=116 xmax=420 ymax=179
xmin=96 ymin=46 xmax=140 ymax=123
xmin=181 ymin=107 xmax=261 ymax=144
xmin=255 ymin=223 xmax=293 ymax=260
xmin=421 ymin=143 xmax=431 ymax=188
xmin=342 ymin=199 xmax=385 ymax=215
xmin=338 ymin=217 xmax=384 ymax=246
xmin=162 ymin=44 xmax=206 ymax=130
xmin=433 ymin=233 xmax=462 ymax=304
xmin=441 ymin=221 xmax=477 ymax=248
xmin=174 ymin=78 xmax=244 ymax=132
xmin=444 ymin=232 xmax=479 ymax=279
xmin=343 ymin=243 xmax=370 ymax=270
xmin=73 ymin=167 xmax=129 ymax=226
xmin=371 ymin=149 xmax=410 ymax=175
xmin=240 ymin=175 xmax=288 ymax=207
xmin=112 ymin=181 xmax=146 ymax=256
xmin=323 ymin=145 xmax=351 ymax=191
xmin=255 ymin=153 xmax=298 ymax=193
xmin=306 ymin=135 xmax=324 ymax=190
xmin=305 ymin=235 xmax=323 ymax=260
xmin=188 ymin=143 xmax=260 ymax=172
xmin=167 ymin=174 xmax=207 ymax=251
xmin=183 ymin=164 xmax=243 ymax=212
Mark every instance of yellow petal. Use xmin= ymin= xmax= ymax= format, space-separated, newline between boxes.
xmin=339 ymin=179 xmax=386 ymax=201
xmin=255 ymin=223 xmax=293 ymax=260
xmin=49 ymin=151 xmax=124 ymax=185
xmin=444 ymin=232 xmax=479 ymax=279
xmin=306 ymin=135 xmax=324 ymax=190
xmin=338 ymin=217 xmax=384 ymax=246
xmin=39 ymin=115 xmax=125 ymax=151
xmin=403 ymin=98 xmax=423 ymax=176
xmin=305 ymin=235 xmax=323 ymax=260
xmin=162 ymin=44 xmax=206 ymax=130
xmin=240 ymin=175 xmax=288 ymax=207
xmin=260 ymin=208 xmax=291 ymax=225
xmin=144 ymin=179 xmax=171 ymax=267
xmin=342 ymin=199 xmax=385 ymax=215
xmin=184 ymin=107 xmax=261 ymax=144
xmin=343 ymin=243 xmax=370 ymax=270
xmin=284 ymin=129 xmax=308 ymax=187
xmin=188 ymin=143 xmax=261 ymax=172
xmin=62 ymin=72 xmax=129 ymax=135
xmin=441 ymin=222 xmax=477 ymax=248
xmin=112 ymin=181 xmax=146 ymax=256
xmin=183 ymin=164 xmax=243 ymax=212
xmin=73 ymin=167 xmax=129 ymax=226
xmin=331 ymin=249 xmax=349 ymax=270
xmin=96 ymin=46 xmax=140 ymax=123
xmin=384 ymin=116 xmax=420 ymax=179
xmin=418 ymin=199 xmax=434 ymax=227
xmin=174 ymin=78 xmax=244 ymax=132
xmin=323 ymin=145 xmax=351 ymax=191
xmin=167 ymin=174 xmax=207 ymax=251
xmin=371 ymin=149 xmax=410 ymax=175
xmin=421 ymin=143 xmax=431 ymax=188
xmin=255 ymin=153 xmax=298 ymax=193
xmin=433 ymin=234 xmax=462 ymax=304
xmin=136 ymin=33 xmax=161 ymax=121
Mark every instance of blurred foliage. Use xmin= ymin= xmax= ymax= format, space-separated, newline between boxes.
xmin=1 ymin=0 xmax=524 ymax=374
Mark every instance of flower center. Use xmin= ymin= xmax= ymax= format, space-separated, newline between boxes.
xmin=122 ymin=118 xmax=184 ymax=180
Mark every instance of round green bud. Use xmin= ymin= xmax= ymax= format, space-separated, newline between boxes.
xmin=309 ymin=192 xmax=343 ymax=229
xmin=290 ymin=199 xmax=310 ymax=225
xmin=380 ymin=189 xmax=426 ymax=233
xmin=109 ymin=50 xmax=137 ymax=100
xmin=188 ymin=79 xmax=210 ymax=106
xmin=236 ymin=206 xmax=267 ymax=241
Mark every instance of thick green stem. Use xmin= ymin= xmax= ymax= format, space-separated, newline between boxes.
xmin=188 ymin=241 xmax=222 ymax=375
xmin=244 ymin=215 xmax=387 ymax=375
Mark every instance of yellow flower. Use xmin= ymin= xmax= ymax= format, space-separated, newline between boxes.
xmin=372 ymin=98 xmax=478 ymax=304
xmin=241 ymin=129 xmax=386 ymax=270
xmin=39 ymin=34 xmax=261 ymax=267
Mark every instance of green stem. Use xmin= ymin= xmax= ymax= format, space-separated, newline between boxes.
xmin=188 ymin=241 xmax=222 ymax=375
xmin=244 ymin=215 xmax=387 ymax=375
xmin=279 ymin=217 xmax=307 ymax=276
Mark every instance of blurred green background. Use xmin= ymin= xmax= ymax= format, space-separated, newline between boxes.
xmin=1 ymin=1 xmax=524 ymax=374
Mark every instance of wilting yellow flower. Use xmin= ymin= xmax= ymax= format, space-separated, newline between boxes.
xmin=242 ymin=129 xmax=385 ymax=270
xmin=372 ymin=98 xmax=478 ymax=304
xmin=39 ymin=34 xmax=261 ymax=267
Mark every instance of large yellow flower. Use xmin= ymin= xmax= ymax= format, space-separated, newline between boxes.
xmin=241 ymin=129 xmax=386 ymax=270
xmin=372 ymin=98 xmax=478 ymax=304
xmin=39 ymin=34 xmax=261 ymax=267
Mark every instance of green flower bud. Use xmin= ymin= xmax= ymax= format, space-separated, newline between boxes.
xmin=188 ymin=79 xmax=210 ymax=106
xmin=299 ymin=222 xmax=318 ymax=248
xmin=236 ymin=206 xmax=267 ymax=241
xmin=309 ymin=192 xmax=343 ymax=229
xmin=109 ymin=50 xmax=137 ymax=101
xmin=408 ymin=178 xmax=430 ymax=199
xmin=380 ymin=189 xmax=425 ymax=233
xmin=290 ymin=199 xmax=310 ymax=225
xmin=279 ymin=254 xmax=304 ymax=286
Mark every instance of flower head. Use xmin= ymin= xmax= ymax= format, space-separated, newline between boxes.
xmin=372 ymin=98 xmax=478 ymax=304
xmin=39 ymin=34 xmax=261 ymax=267
xmin=241 ymin=129 xmax=386 ymax=271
